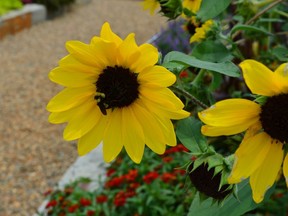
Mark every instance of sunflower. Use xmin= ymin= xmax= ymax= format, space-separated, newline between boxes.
xmin=189 ymin=19 xmax=213 ymax=43
xmin=141 ymin=0 xmax=160 ymax=15
xmin=198 ymin=60 xmax=288 ymax=203
xmin=182 ymin=0 xmax=202 ymax=14
xmin=46 ymin=22 xmax=189 ymax=164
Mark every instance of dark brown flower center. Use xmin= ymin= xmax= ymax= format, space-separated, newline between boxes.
xmin=188 ymin=163 xmax=232 ymax=200
xmin=260 ymin=94 xmax=288 ymax=143
xmin=95 ymin=66 xmax=139 ymax=115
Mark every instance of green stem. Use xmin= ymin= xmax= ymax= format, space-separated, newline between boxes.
xmin=232 ymin=0 xmax=284 ymax=39
xmin=192 ymin=69 xmax=206 ymax=86
xmin=171 ymin=85 xmax=209 ymax=109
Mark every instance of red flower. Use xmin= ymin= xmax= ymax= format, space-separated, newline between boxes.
xmin=143 ymin=171 xmax=159 ymax=184
xmin=105 ymin=176 xmax=125 ymax=188
xmin=68 ymin=204 xmax=79 ymax=213
xmin=125 ymin=169 xmax=138 ymax=182
xmin=114 ymin=191 xmax=126 ymax=207
xmin=162 ymin=156 xmax=173 ymax=163
xmin=179 ymin=70 xmax=189 ymax=78
xmin=64 ymin=187 xmax=73 ymax=195
xmin=80 ymin=198 xmax=91 ymax=207
xmin=96 ymin=194 xmax=108 ymax=203
xmin=173 ymin=169 xmax=186 ymax=176
xmin=43 ymin=189 xmax=53 ymax=196
xmin=125 ymin=189 xmax=136 ymax=198
xmin=164 ymin=144 xmax=189 ymax=155
xmin=87 ymin=210 xmax=96 ymax=216
xmin=45 ymin=200 xmax=57 ymax=208
xmin=161 ymin=172 xmax=177 ymax=183
xmin=129 ymin=182 xmax=140 ymax=190
xmin=106 ymin=169 xmax=116 ymax=177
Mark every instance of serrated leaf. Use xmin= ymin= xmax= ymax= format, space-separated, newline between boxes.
xmin=176 ymin=117 xmax=207 ymax=153
xmin=188 ymin=180 xmax=275 ymax=216
xmin=197 ymin=0 xmax=232 ymax=21
xmin=164 ymin=51 xmax=240 ymax=77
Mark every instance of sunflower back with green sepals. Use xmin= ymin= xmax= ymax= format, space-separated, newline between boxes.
xmin=158 ymin=0 xmax=183 ymax=20
xmin=187 ymin=147 xmax=235 ymax=203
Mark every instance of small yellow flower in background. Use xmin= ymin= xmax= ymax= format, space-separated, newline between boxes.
xmin=141 ymin=0 xmax=160 ymax=15
xmin=189 ymin=19 xmax=213 ymax=43
xmin=182 ymin=0 xmax=202 ymax=14
xmin=46 ymin=22 xmax=189 ymax=164
xmin=198 ymin=60 xmax=288 ymax=203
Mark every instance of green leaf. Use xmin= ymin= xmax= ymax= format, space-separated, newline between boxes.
xmin=162 ymin=61 xmax=187 ymax=74
xmin=271 ymin=46 xmax=288 ymax=61
xmin=197 ymin=0 xmax=232 ymax=21
xmin=230 ymin=24 xmax=273 ymax=36
xmin=164 ymin=51 xmax=240 ymax=77
xmin=176 ymin=117 xmax=207 ymax=153
xmin=191 ymin=40 xmax=233 ymax=63
xmin=188 ymin=180 xmax=275 ymax=216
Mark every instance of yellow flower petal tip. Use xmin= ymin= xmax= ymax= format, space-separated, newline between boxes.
xmin=252 ymin=194 xmax=264 ymax=204
xmin=47 ymin=22 xmax=188 ymax=164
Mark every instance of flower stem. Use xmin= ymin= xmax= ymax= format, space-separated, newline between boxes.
xmin=171 ymin=85 xmax=209 ymax=109
xmin=232 ymin=0 xmax=284 ymax=39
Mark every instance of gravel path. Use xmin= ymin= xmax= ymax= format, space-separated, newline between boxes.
xmin=0 ymin=1 xmax=166 ymax=215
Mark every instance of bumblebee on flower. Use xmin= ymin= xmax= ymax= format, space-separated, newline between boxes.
xmin=46 ymin=22 xmax=189 ymax=164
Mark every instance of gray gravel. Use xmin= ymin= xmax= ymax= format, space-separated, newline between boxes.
xmin=0 ymin=0 xmax=166 ymax=215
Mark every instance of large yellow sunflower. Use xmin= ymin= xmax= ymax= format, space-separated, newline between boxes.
xmin=141 ymin=0 xmax=160 ymax=15
xmin=46 ymin=22 xmax=189 ymax=164
xmin=198 ymin=60 xmax=288 ymax=203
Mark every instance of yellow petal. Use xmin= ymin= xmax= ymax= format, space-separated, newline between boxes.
xmin=140 ymin=87 xmax=185 ymax=109
xmin=140 ymin=96 xmax=190 ymax=120
xmin=117 ymin=33 xmax=140 ymax=68
xmin=133 ymin=101 xmax=166 ymax=154
xmin=240 ymin=60 xmax=283 ymax=96
xmin=274 ymin=63 xmax=288 ymax=93
xmin=46 ymin=86 xmax=95 ymax=112
xmin=48 ymin=102 xmax=89 ymax=124
xmin=78 ymin=114 xmax=109 ymax=156
xmin=183 ymin=0 xmax=202 ymax=13
xmin=250 ymin=141 xmax=284 ymax=203
xmin=283 ymin=153 xmax=288 ymax=187
xmin=141 ymin=0 xmax=160 ymax=15
xmin=59 ymin=55 xmax=98 ymax=73
xmin=102 ymin=109 xmax=123 ymax=162
xmin=137 ymin=99 xmax=176 ymax=146
xmin=138 ymin=66 xmax=176 ymax=88
xmin=49 ymin=67 xmax=98 ymax=87
xmin=66 ymin=41 xmax=103 ymax=68
xmin=100 ymin=22 xmax=122 ymax=46
xmin=228 ymin=132 xmax=272 ymax=184
xmin=130 ymin=43 xmax=159 ymax=72
xmin=63 ymin=99 xmax=101 ymax=140
xmin=89 ymin=39 xmax=118 ymax=68
xmin=122 ymin=106 xmax=145 ymax=163
xmin=201 ymin=122 xmax=258 ymax=136
xmin=198 ymin=99 xmax=260 ymax=127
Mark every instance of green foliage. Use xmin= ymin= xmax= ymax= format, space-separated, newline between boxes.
xmin=163 ymin=51 xmax=241 ymax=77
xmin=40 ymin=146 xmax=194 ymax=215
xmin=188 ymin=180 xmax=276 ymax=216
xmin=197 ymin=0 xmax=233 ymax=21
xmin=0 ymin=0 xmax=23 ymax=16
